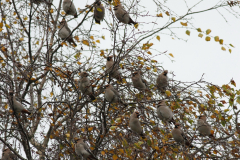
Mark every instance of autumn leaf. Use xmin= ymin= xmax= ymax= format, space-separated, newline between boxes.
xmin=197 ymin=28 xmax=202 ymax=32
xmin=82 ymin=40 xmax=89 ymax=46
xmin=165 ymin=90 xmax=171 ymax=96
xmin=180 ymin=22 xmax=188 ymax=26
xmin=214 ymin=36 xmax=219 ymax=42
xmin=169 ymin=53 xmax=174 ymax=58
xmin=186 ymin=30 xmax=190 ymax=36
xmin=113 ymin=154 xmax=118 ymax=160
xmin=171 ymin=17 xmax=176 ymax=22
xmin=97 ymin=8 xmax=102 ymax=12
xmin=134 ymin=23 xmax=139 ymax=29
xmin=165 ymin=11 xmax=170 ymax=16
xmin=206 ymin=29 xmax=211 ymax=35
xmin=221 ymin=47 xmax=226 ymax=51
xmin=156 ymin=35 xmax=160 ymax=41
xmin=219 ymin=39 xmax=223 ymax=45
xmin=96 ymin=40 xmax=100 ymax=43
xmin=90 ymin=36 xmax=94 ymax=40
xmin=157 ymin=13 xmax=163 ymax=17
xmin=205 ymin=36 xmax=211 ymax=41
xmin=198 ymin=33 xmax=203 ymax=38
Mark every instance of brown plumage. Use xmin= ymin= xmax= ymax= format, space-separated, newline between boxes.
xmin=94 ymin=0 xmax=105 ymax=24
xmin=9 ymin=91 xmax=31 ymax=115
xmin=106 ymin=56 xmax=122 ymax=82
xmin=58 ymin=19 xmax=77 ymax=46
xmin=129 ymin=111 xmax=145 ymax=138
xmin=78 ymin=72 xmax=95 ymax=100
xmin=172 ymin=123 xmax=193 ymax=148
xmin=113 ymin=4 xmax=137 ymax=25
xmin=2 ymin=148 xmax=17 ymax=160
xmin=156 ymin=70 xmax=168 ymax=94
xmin=197 ymin=115 xmax=214 ymax=139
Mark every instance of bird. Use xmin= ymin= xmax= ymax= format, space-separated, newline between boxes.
xmin=74 ymin=138 xmax=98 ymax=160
xmin=2 ymin=148 xmax=17 ymax=160
xmin=156 ymin=70 xmax=168 ymax=94
xmin=113 ymin=4 xmax=137 ymax=25
xmin=129 ymin=111 xmax=145 ymax=138
xmin=9 ymin=91 xmax=31 ymax=115
xmin=171 ymin=123 xmax=193 ymax=147
xmin=157 ymin=100 xmax=175 ymax=124
xmin=94 ymin=0 xmax=105 ymax=24
xmin=58 ymin=18 xmax=77 ymax=46
xmin=197 ymin=115 xmax=214 ymax=138
xmin=104 ymin=84 xmax=126 ymax=106
xmin=62 ymin=0 xmax=78 ymax=18
xmin=78 ymin=72 xmax=96 ymax=100
xmin=106 ymin=56 xmax=122 ymax=82
xmin=132 ymin=71 xmax=147 ymax=91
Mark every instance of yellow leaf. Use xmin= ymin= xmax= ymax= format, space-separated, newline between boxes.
xmin=180 ymin=22 xmax=188 ymax=26
xmin=205 ymin=36 xmax=211 ymax=41
xmin=82 ymin=40 xmax=89 ymax=46
xmin=147 ymin=51 xmax=152 ymax=55
xmin=213 ymin=150 xmax=217 ymax=154
xmin=229 ymin=44 xmax=234 ymax=47
xmin=219 ymin=39 xmax=223 ymax=45
xmin=113 ymin=154 xmax=118 ymax=160
xmin=114 ymin=0 xmax=121 ymax=6
xmin=157 ymin=13 xmax=163 ymax=17
xmin=4 ymin=104 xmax=8 ymax=109
xmin=154 ymin=146 xmax=159 ymax=150
xmin=156 ymin=35 xmax=160 ymax=41
xmin=186 ymin=30 xmax=190 ymax=36
xmin=50 ymin=9 xmax=54 ymax=13
xmin=101 ymin=151 xmax=105 ymax=156
xmin=23 ymin=16 xmax=28 ymax=21
xmin=36 ymin=41 xmax=39 ymax=45
xmin=77 ymin=61 xmax=82 ymax=65
xmin=90 ymin=36 xmax=94 ymax=40
xmin=0 ymin=28 xmax=3 ymax=32
xmin=102 ymin=36 xmax=105 ymax=39
xmin=96 ymin=40 xmax=100 ymax=43
xmin=50 ymin=135 xmax=53 ymax=139
xmin=221 ymin=47 xmax=226 ymax=51
xmin=19 ymin=37 xmax=24 ymax=41
xmin=97 ymin=8 xmax=102 ymax=12
xmin=134 ymin=23 xmax=138 ymax=29
xmin=110 ymin=126 xmax=117 ymax=131
xmin=74 ymin=36 xmax=80 ymax=42
xmin=210 ymin=130 xmax=214 ymax=135
xmin=197 ymin=28 xmax=202 ymax=32
xmin=0 ymin=22 xmax=3 ymax=28
xmin=88 ymin=127 xmax=93 ymax=132
xmin=165 ymin=11 xmax=170 ymax=16
xmin=5 ymin=24 xmax=10 ymax=28
xmin=61 ymin=11 xmax=66 ymax=15
xmin=65 ymin=133 xmax=70 ymax=138
xmin=171 ymin=17 xmax=176 ymax=22
xmin=198 ymin=33 xmax=203 ymax=38
xmin=165 ymin=90 xmax=171 ymax=96
xmin=50 ymin=92 xmax=54 ymax=97
xmin=119 ymin=149 xmax=124 ymax=154
xmin=169 ymin=53 xmax=174 ymax=58
xmin=229 ymin=49 xmax=232 ymax=53
xmin=153 ymin=68 xmax=157 ymax=72
xmin=214 ymin=36 xmax=219 ymax=42
xmin=206 ymin=29 xmax=211 ymax=35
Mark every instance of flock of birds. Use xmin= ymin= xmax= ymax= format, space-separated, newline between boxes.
xmin=1 ymin=0 xmax=215 ymax=159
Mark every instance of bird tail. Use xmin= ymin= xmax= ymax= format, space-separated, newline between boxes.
xmin=140 ymin=132 xmax=146 ymax=139
xmin=22 ymin=109 xmax=31 ymax=115
xmin=74 ymin=13 xmax=78 ymax=18
xmin=95 ymin=19 xmax=101 ymax=24
xmin=89 ymin=155 xmax=98 ymax=160
xmin=185 ymin=141 xmax=194 ymax=148
xmin=129 ymin=18 xmax=137 ymax=25
xmin=68 ymin=38 xmax=77 ymax=47
xmin=89 ymin=94 xmax=96 ymax=101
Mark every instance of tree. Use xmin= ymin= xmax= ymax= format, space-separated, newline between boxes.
xmin=0 ymin=0 xmax=239 ymax=159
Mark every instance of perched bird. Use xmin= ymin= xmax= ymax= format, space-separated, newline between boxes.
xmin=75 ymin=138 xmax=97 ymax=160
xmin=63 ymin=0 xmax=78 ymax=18
xmin=58 ymin=19 xmax=77 ymax=46
xmin=156 ymin=70 xmax=168 ymax=94
xmin=9 ymin=91 xmax=31 ymax=115
xmin=78 ymin=72 xmax=95 ymax=100
xmin=113 ymin=4 xmax=137 ymax=25
xmin=171 ymin=123 xmax=193 ymax=147
xmin=197 ymin=115 xmax=214 ymax=138
xmin=94 ymin=0 xmax=105 ymax=24
xmin=157 ymin=100 xmax=175 ymax=124
xmin=106 ymin=56 xmax=122 ymax=82
xmin=132 ymin=71 xmax=147 ymax=91
xmin=2 ymin=148 xmax=17 ymax=160
xmin=129 ymin=111 xmax=145 ymax=138
xmin=104 ymin=84 xmax=126 ymax=106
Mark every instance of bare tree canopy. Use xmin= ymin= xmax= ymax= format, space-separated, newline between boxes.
xmin=0 ymin=0 xmax=239 ymax=159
